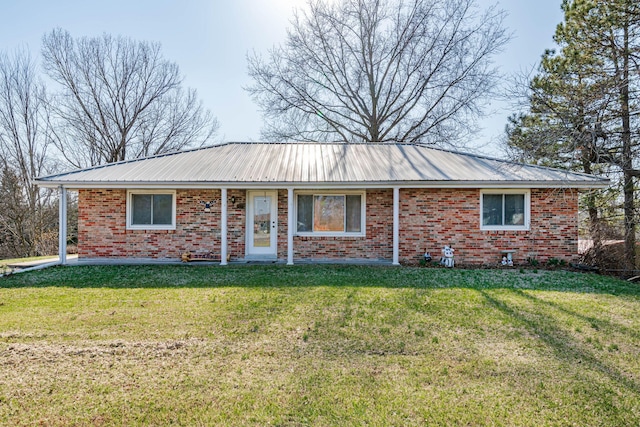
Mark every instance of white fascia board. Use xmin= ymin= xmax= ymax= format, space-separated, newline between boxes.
xmin=36 ymin=179 xmax=610 ymax=190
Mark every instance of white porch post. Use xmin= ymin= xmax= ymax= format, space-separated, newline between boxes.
xmin=220 ymin=188 xmax=228 ymax=266
xmin=58 ymin=186 xmax=67 ymax=265
xmin=287 ymin=187 xmax=294 ymax=265
xmin=392 ymin=187 xmax=400 ymax=265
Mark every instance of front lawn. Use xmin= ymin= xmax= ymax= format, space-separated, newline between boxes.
xmin=1 ymin=265 xmax=639 ymax=426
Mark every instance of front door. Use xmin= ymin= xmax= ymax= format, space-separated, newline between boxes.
xmin=246 ymin=190 xmax=278 ymax=259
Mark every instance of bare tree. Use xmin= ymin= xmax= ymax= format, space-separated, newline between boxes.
xmin=247 ymin=0 xmax=508 ymax=144
xmin=0 ymin=48 xmax=58 ymax=257
xmin=42 ymin=29 xmax=219 ymax=167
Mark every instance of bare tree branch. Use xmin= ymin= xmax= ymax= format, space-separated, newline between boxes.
xmin=246 ymin=0 xmax=508 ymax=145
xmin=42 ymin=29 xmax=219 ymax=167
xmin=0 ymin=48 xmax=58 ymax=257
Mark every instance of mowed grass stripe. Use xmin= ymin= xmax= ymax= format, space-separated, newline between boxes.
xmin=0 ymin=265 xmax=639 ymax=426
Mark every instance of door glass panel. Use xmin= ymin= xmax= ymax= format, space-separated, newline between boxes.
xmin=253 ymin=195 xmax=271 ymax=247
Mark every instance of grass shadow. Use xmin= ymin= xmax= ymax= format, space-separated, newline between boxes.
xmin=512 ymin=288 xmax=640 ymax=343
xmin=480 ymin=289 xmax=640 ymax=396
xmin=0 ymin=264 xmax=638 ymax=297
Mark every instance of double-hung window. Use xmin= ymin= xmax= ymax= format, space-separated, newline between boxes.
xmin=127 ymin=190 xmax=176 ymax=230
xmin=481 ymin=190 xmax=529 ymax=230
xmin=296 ymin=192 xmax=365 ymax=236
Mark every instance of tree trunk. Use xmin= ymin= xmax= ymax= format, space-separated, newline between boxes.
xmin=621 ymin=15 xmax=635 ymax=273
xmin=582 ymin=155 xmax=602 ymax=255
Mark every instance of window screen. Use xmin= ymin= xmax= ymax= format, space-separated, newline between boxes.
xmin=131 ymin=193 xmax=173 ymax=226
xmin=296 ymin=193 xmax=364 ymax=234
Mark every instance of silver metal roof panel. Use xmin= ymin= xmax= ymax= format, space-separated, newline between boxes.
xmin=36 ymin=142 xmax=610 ymax=189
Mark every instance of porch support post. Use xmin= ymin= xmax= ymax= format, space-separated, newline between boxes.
xmin=392 ymin=187 xmax=400 ymax=265
xmin=220 ymin=188 xmax=228 ymax=266
xmin=58 ymin=186 xmax=67 ymax=265
xmin=287 ymin=187 xmax=294 ymax=265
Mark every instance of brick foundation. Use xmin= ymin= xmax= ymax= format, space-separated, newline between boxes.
xmin=78 ymin=187 xmax=579 ymax=265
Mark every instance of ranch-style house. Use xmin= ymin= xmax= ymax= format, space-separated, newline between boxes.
xmin=36 ymin=142 xmax=609 ymax=266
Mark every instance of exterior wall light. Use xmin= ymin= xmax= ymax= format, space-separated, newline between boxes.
xmin=200 ymin=200 xmax=215 ymax=212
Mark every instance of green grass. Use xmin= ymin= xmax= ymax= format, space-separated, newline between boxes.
xmin=1 ymin=265 xmax=639 ymax=426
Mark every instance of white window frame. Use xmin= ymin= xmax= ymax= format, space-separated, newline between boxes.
xmin=294 ymin=190 xmax=366 ymax=237
xmin=126 ymin=189 xmax=176 ymax=230
xmin=480 ymin=189 xmax=530 ymax=231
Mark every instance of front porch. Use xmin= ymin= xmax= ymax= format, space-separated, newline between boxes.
xmin=57 ymin=187 xmax=402 ymax=266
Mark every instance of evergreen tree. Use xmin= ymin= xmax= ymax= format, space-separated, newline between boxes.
xmin=507 ymin=0 xmax=640 ymax=272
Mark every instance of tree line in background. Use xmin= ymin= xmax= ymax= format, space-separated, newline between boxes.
xmin=0 ymin=29 xmax=218 ymax=258
xmin=506 ymin=0 xmax=640 ymax=272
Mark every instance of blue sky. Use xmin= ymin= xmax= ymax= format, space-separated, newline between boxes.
xmin=0 ymin=0 xmax=564 ymax=155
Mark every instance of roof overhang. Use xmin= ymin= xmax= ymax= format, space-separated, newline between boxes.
xmin=35 ymin=179 xmax=610 ymax=190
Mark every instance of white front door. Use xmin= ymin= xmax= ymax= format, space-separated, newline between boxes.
xmin=246 ymin=190 xmax=278 ymax=258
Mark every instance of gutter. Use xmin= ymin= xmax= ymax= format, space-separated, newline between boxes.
xmin=34 ymin=179 xmax=611 ymax=190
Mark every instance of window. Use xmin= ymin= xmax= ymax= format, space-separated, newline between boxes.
xmin=127 ymin=190 xmax=176 ymax=230
xmin=296 ymin=192 xmax=365 ymax=236
xmin=481 ymin=190 xmax=529 ymax=230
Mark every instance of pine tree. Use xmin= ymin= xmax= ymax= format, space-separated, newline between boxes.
xmin=507 ymin=0 xmax=640 ymax=272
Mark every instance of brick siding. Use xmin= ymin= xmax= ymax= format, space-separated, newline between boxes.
xmin=78 ymin=187 xmax=579 ymax=265
xmin=78 ymin=189 xmax=222 ymax=259
xmin=290 ymin=189 xmax=393 ymax=261
xmin=399 ymin=188 xmax=579 ymax=265
xmin=227 ymin=189 xmax=246 ymax=259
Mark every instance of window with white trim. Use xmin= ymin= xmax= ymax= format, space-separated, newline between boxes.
xmin=480 ymin=190 xmax=530 ymax=230
xmin=295 ymin=192 xmax=365 ymax=236
xmin=127 ymin=190 xmax=176 ymax=230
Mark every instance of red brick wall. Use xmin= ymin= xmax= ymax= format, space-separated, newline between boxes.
xmin=399 ymin=188 xmax=579 ymax=265
xmin=227 ymin=189 xmax=246 ymax=260
xmin=277 ymin=190 xmax=289 ymax=260
xmin=290 ymin=189 xmax=393 ymax=260
xmin=78 ymin=189 xmax=222 ymax=260
xmin=78 ymin=187 xmax=579 ymax=265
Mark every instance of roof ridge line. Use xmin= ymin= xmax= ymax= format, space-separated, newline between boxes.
xmin=226 ymin=141 xmax=421 ymax=146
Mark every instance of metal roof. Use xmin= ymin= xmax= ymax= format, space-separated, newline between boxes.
xmin=36 ymin=142 xmax=609 ymax=189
